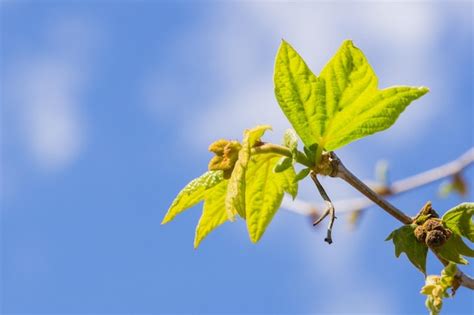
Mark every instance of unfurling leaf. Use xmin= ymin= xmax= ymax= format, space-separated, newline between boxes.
xmin=283 ymin=128 xmax=299 ymax=161
xmin=208 ymin=140 xmax=242 ymax=178
xmin=421 ymin=263 xmax=458 ymax=315
xmin=295 ymin=168 xmax=311 ymax=182
xmin=442 ymin=202 xmax=474 ymax=242
xmin=246 ymin=154 xmax=297 ymax=243
xmin=274 ymin=156 xmax=293 ymax=173
xmin=225 ymin=125 xmax=272 ymax=221
xmin=274 ymin=40 xmax=428 ymax=151
xmin=194 ymin=180 xmax=229 ymax=248
xmin=386 ymin=224 xmax=428 ymax=274
xmin=162 ymin=171 xmax=224 ymax=224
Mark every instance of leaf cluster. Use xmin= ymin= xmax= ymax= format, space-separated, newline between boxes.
xmin=163 ymin=39 xmax=429 ymax=248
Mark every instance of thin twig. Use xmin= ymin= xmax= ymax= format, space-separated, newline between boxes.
xmin=282 ymin=148 xmax=474 ymax=218
xmin=286 ymin=149 xmax=474 ymax=290
xmin=310 ymin=172 xmax=336 ymax=244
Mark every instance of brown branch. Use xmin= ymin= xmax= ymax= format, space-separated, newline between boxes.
xmin=331 ymin=152 xmax=413 ymax=224
xmin=283 ymin=148 xmax=474 ymax=290
xmin=282 ymin=148 xmax=474 ymax=218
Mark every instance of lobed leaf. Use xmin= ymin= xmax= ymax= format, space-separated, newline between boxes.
xmin=274 ymin=41 xmax=326 ymax=148
xmin=245 ymin=154 xmax=297 ymax=243
xmin=274 ymin=40 xmax=428 ymax=152
xmin=194 ymin=180 xmax=229 ymax=248
xmin=162 ymin=171 xmax=224 ymax=224
xmin=386 ymin=224 xmax=428 ymax=274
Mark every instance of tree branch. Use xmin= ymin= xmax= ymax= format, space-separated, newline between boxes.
xmin=282 ymin=148 xmax=474 ymax=218
xmin=331 ymin=152 xmax=413 ymax=224
xmin=282 ymin=148 xmax=474 ymax=290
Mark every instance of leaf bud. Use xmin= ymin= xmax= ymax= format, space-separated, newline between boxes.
xmin=208 ymin=139 xmax=242 ymax=179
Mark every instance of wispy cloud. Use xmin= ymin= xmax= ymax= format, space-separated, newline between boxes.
xmin=141 ymin=2 xmax=470 ymax=152
xmin=3 ymin=17 xmax=99 ymax=172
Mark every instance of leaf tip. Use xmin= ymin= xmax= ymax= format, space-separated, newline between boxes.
xmin=161 ymin=215 xmax=171 ymax=225
xmin=418 ymin=86 xmax=430 ymax=94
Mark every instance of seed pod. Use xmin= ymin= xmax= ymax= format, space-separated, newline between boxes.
xmin=426 ymin=230 xmax=447 ymax=248
xmin=423 ymin=218 xmax=444 ymax=232
xmin=414 ymin=225 xmax=427 ymax=243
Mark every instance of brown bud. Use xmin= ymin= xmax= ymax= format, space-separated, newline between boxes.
xmin=426 ymin=230 xmax=447 ymax=248
xmin=208 ymin=139 xmax=229 ymax=155
xmin=414 ymin=225 xmax=427 ymax=243
xmin=208 ymin=139 xmax=242 ymax=174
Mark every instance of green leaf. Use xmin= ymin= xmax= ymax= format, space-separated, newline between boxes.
xmin=274 ymin=157 xmax=292 ymax=173
xmin=283 ymin=128 xmax=298 ymax=161
xmin=225 ymin=125 xmax=272 ymax=220
xmin=274 ymin=40 xmax=428 ymax=151
xmin=303 ymin=144 xmax=318 ymax=164
xmin=194 ymin=180 xmax=229 ymax=248
xmin=437 ymin=233 xmax=474 ymax=265
xmin=386 ymin=224 xmax=428 ymax=274
xmin=295 ymin=168 xmax=311 ymax=182
xmin=162 ymin=171 xmax=224 ymax=224
xmin=245 ymin=154 xmax=297 ymax=243
xmin=274 ymin=41 xmax=326 ymax=148
xmin=442 ymin=202 xmax=474 ymax=242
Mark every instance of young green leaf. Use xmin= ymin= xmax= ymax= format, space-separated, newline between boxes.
xmin=245 ymin=154 xmax=297 ymax=243
xmin=274 ymin=41 xmax=326 ymax=148
xmin=225 ymin=125 xmax=272 ymax=221
xmin=162 ymin=171 xmax=224 ymax=224
xmin=436 ymin=233 xmax=474 ymax=265
xmin=421 ymin=263 xmax=458 ymax=315
xmin=274 ymin=40 xmax=428 ymax=152
xmin=194 ymin=180 xmax=229 ymax=248
xmin=442 ymin=202 xmax=474 ymax=242
xmin=274 ymin=156 xmax=293 ymax=173
xmin=295 ymin=168 xmax=311 ymax=182
xmin=386 ymin=224 xmax=428 ymax=274
xmin=283 ymin=128 xmax=299 ymax=161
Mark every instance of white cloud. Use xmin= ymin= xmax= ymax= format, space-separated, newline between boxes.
xmin=4 ymin=18 xmax=98 ymax=171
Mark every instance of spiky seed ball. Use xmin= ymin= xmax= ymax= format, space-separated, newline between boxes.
xmin=443 ymin=228 xmax=452 ymax=240
xmin=426 ymin=230 xmax=447 ymax=248
xmin=423 ymin=218 xmax=444 ymax=232
xmin=414 ymin=225 xmax=427 ymax=243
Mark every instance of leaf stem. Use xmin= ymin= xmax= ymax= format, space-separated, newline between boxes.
xmin=310 ymin=171 xmax=336 ymax=244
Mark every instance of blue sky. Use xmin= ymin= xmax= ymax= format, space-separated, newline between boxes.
xmin=1 ymin=1 xmax=473 ymax=314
